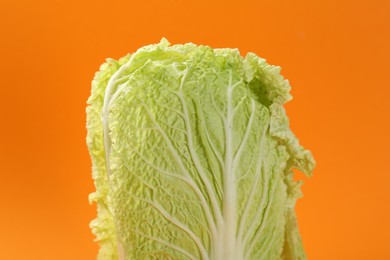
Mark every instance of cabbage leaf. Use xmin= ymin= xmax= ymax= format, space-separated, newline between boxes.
xmin=86 ymin=39 xmax=315 ymax=260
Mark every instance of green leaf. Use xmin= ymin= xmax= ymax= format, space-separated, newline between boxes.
xmin=86 ymin=39 xmax=315 ymax=260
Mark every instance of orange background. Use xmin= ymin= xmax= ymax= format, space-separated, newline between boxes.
xmin=1 ymin=0 xmax=389 ymax=259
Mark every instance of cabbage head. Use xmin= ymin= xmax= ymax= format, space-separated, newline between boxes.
xmin=86 ymin=38 xmax=315 ymax=260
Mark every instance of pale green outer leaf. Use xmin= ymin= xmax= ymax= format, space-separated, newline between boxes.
xmin=86 ymin=38 xmax=315 ymax=260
